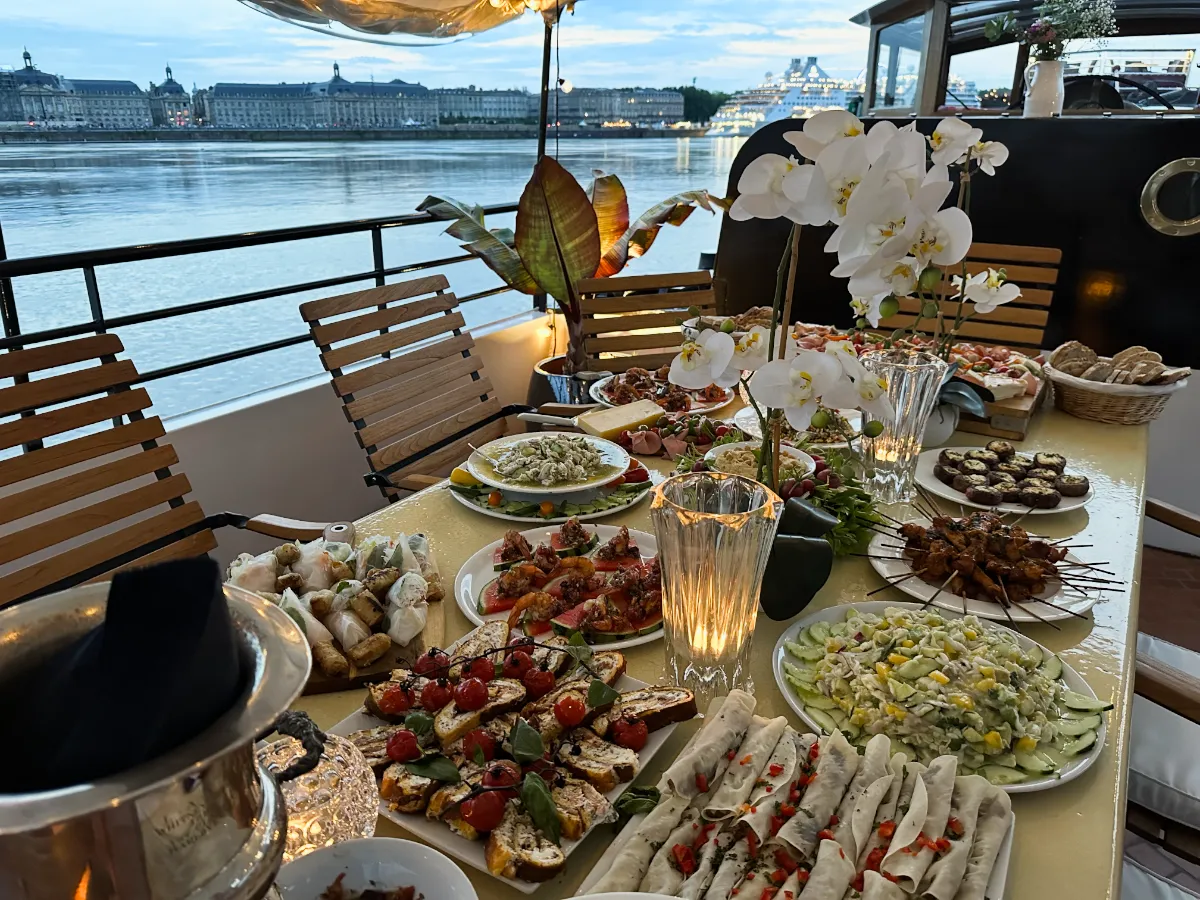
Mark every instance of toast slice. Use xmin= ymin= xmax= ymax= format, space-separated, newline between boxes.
xmin=555 ymin=727 xmax=639 ymax=793
xmin=435 ymin=677 xmax=527 ymax=747
xmin=450 ymin=621 xmax=510 ymax=680
xmin=551 ymin=769 xmax=611 ymax=840
xmin=529 ymin=633 xmax=573 ymax=677
xmin=525 ymin=687 xmax=601 ymax=744
xmin=590 ymin=686 xmax=697 ymax=738
xmin=364 ymin=671 xmax=432 ymax=722
xmin=345 ymin=724 xmax=405 ymax=774
xmin=444 ymin=711 xmax=520 ymax=761
xmin=380 ymin=762 xmax=439 ymax=814
xmin=484 ymin=802 xmax=566 ymax=883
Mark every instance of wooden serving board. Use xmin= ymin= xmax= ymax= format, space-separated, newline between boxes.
xmin=957 ymin=379 xmax=1048 ymax=440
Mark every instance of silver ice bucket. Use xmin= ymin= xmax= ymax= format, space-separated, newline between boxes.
xmin=0 ymin=582 xmax=311 ymax=900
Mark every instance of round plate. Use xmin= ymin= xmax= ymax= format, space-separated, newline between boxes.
xmin=771 ymin=601 xmax=1106 ymax=793
xmin=704 ymin=441 xmax=815 ymax=480
xmin=865 ymin=528 xmax=1099 ymax=622
xmin=454 ymin=523 xmax=661 ymax=650
xmin=915 ymin=448 xmax=1095 ymax=515
xmin=448 ymin=481 xmax=652 ymax=523
xmin=731 ymin=406 xmax=863 ymax=448
xmin=275 ymin=838 xmax=478 ymax=900
xmin=466 ymin=432 xmax=629 ymax=495
xmin=589 ymin=374 xmax=735 ymax=415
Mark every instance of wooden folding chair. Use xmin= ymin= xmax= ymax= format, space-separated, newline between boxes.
xmin=877 ymin=243 xmax=1061 ymax=354
xmin=0 ymin=334 xmax=331 ymax=608
xmin=576 ymin=271 xmax=717 ymax=373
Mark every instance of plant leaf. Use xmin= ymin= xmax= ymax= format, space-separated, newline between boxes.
xmin=516 ymin=156 xmax=601 ymax=318
xmin=509 ymin=716 xmax=546 ymax=764
xmin=472 ymin=743 xmax=486 ymax=767
xmin=405 ymin=755 xmax=460 ymax=783
xmin=600 ymin=190 xmax=717 ymax=276
xmin=521 ymin=772 xmax=562 ymax=844
xmin=564 ymin=631 xmax=594 ymax=668
xmin=589 ymin=171 xmax=630 ymax=276
xmin=404 ymin=710 xmax=434 ymax=737
xmin=614 ymin=785 xmax=660 ymax=819
xmin=587 ymin=678 xmax=620 ymax=709
xmin=417 ymin=194 xmax=539 ymax=295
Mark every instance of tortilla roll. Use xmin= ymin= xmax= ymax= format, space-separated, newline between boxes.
xmin=584 ymin=794 xmax=691 ymax=894
xmin=704 ymin=715 xmax=788 ymax=820
xmin=774 ymin=730 xmax=859 ymax=863
xmin=347 ymin=632 xmax=391 ymax=667
xmin=641 ymin=808 xmax=702 ymax=895
xmin=312 ymin=640 xmax=349 ymax=677
xmin=701 ymin=833 xmax=752 ymax=900
xmin=802 ymin=838 xmax=856 ymax=900
xmin=855 ymin=753 xmax=909 ymax=871
xmin=831 ymin=733 xmax=891 ymax=856
xmin=918 ymin=776 xmax=995 ymax=900
xmin=659 ymin=689 xmax=756 ymax=800
xmin=862 ymin=870 xmax=909 ymax=900
xmin=881 ymin=756 xmax=957 ymax=891
xmin=951 ymin=791 xmax=1012 ymax=900
xmin=679 ymin=825 xmax=734 ymax=900
xmin=737 ymin=729 xmax=804 ymax=841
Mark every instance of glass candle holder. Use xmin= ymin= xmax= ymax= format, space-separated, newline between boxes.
xmin=649 ymin=472 xmax=783 ymax=710
xmin=859 ymin=349 xmax=949 ymax=504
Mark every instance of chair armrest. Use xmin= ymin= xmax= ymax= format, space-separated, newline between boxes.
xmin=1135 ymin=650 xmax=1200 ymax=726
xmin=539 ymin=402 xmax=598 ymax=417
xmin=212 ymin=512 xmax=355 ymax=544
xmin=1146 ymin=498 xmax=1200 ymax=538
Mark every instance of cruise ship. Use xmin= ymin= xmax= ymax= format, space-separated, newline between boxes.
xmin=706 ymin=56 xmax=862 ymax=136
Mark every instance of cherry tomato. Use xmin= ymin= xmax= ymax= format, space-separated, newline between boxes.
xmin=488 ymin=490 xmax=503 ymax=508
xmin=606 ymin=474 xmax=626 ymax=489
xmin=482 ymin=761 xmax=521 ymax=801
xmin=466 ymin=657 xmax=496 ymax=683
xmin=377 ymin=684 xmax=416 ymax=717
xmin=460 ymin=789 xmax=506 ymax=833
xmin=385 ymin=728 xmax=422 ymax=762
xmin=715 ymin=425 xmax=730 ymax=437
xmin=502 ymin=649 xmax=534 ymax=680
xmin=522 ymin=666 xmax=556 ymax=699
xmin=522 ymin=753 xmax=556 ymax=780
xmin=414 ymin=648 xmax=450 ymax=678
xmin=623 ymin=466 xmax=649 ymax=484
xmin=453 ymin=677 xmax=489 ymax=711
xmin=463 ymin=728 xmax=497 ymax=763
xmin=508 ymin=634 xmax=535 ymax=649
xmin=554 ymin=694 xmax=587 ymax=728
xmin=419 ymin=679 xmax=452 ymax=711
xmin=611 ymin=716 xmax=648 ymax=751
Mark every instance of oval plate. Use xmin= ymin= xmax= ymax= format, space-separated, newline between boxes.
xmin=447 ymin=480 xmax=652 ymax=524
xmin=865 ymin=527 xmax=1099 ymax=623
xmin=703 ymin=441 xmax=816 ymax=479
xmin=732 ymin=406 xmax=863 ymax=448
xmin=915 ymin=448 xmax=1094 ymax=515
xmin=466 ymin=432 xmax=629 ymax=495
xmin=771 ymin=600 xmax=1106 ymax=793
xmin=589 ymin=373 xmax=735 ymax=415
xmin=454 ymin=523 xmax=661 ymax=650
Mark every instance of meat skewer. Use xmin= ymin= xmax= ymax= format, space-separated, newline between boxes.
xmin=867 ymin=568 xmax=928 ymax=596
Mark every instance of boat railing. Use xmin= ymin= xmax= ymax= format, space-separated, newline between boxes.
xmin=0 ymin=202 xmax=530 ymax=386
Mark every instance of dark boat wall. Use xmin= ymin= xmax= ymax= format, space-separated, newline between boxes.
xmin=714 ymin=116 xmax=1200 ymax=366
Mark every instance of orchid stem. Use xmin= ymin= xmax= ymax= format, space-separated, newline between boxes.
xmin=768 ymin=223 xmax=800 ymax=363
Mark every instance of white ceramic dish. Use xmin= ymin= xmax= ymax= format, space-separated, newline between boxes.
xmin=589 ymin=374 xmax=735 ymax=415
xmin=731 ymin=405 xmax=863 ymax=448
xmin=704 ymin=440 xmax=815 ymax=478
xmin=865 ymin=527 xmax=1099 ymax=623
xmin=274 ymin=837 xmax=478 ymax=900
xmin=448 ymin=482 xmax=652 ymax=524
xmin=328 ymin=672 xmax=681 ymax=896
xmin=771 ymin=601 xmax=1107 ymax=793
xmin=454 ymin=523 xmax=662 ymax=651
xmin=915 ymin=448 xmax=1094 ymax=515
xmin=466 ymin=432 xmax=630 ymax=495
xmin=574 ymin=809 xmax=1014 ymax=900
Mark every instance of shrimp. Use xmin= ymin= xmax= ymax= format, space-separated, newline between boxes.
xmin=497 ymin=563 xmax=545 ymax=598
xmin=544 ymin=556 xmax=596 ymax=581
xmin=507 ymin=591 xmax=556 ymax=629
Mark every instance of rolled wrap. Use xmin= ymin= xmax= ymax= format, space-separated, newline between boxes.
xmin=802 ymin=838 xmax=856 ymax=900
xmin=855 ymin=752 xmax=909 ymax=871
xmin=641 ymin=808 xmax=702 ymax=895
xmin=680 ymin=825 xmax=735 ymax=900
xmin=862 ymin=870 xmax=910 ymax=900
xmin=919 ymin=776 xmax=996 ymax=900
xmin=881 ymin=756 xmax=957 ymax=891
xmin=952 ymin=791 xmax=1012 ymax=900
xmin=660 ymin=689 xmax=757 ymax=799
xmin=704 ymin=716 xmax=789 ymax=820
xmin=738 ymin=729 xmax=805 ymax=842
xmin=831 ymin=733 xmax=891 ymax=856
xmin=774 ymin=730 xmax=859 ymax=862
xmin=584 ymin=794 xmax=690 ymax=894
xmin=701 ymin=834 xmax=752 ymax=900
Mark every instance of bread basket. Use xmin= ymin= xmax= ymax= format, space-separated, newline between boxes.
xmin=1044 ymin=362 xmax=1188 ymax=425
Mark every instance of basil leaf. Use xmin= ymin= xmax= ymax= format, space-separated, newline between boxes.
xmin=587 ymin=678 xmax=620 ymax=709
xmin=472 ymin=743 xmax=486 ymax=767
xmin=521 ymin=772 xmax=561 ymax=844
xmin=509 ymin=717 xmax=546 ymax=764
xmin=404 ymin=710 xmax=434 ymax=737
xmin=405 ymin=755 xmax=460 ymax=783
xmin=332 ymin=580 xmax=351 ymax=594
xmin=564 ymin=631 xmax=593 ymax=667
xmin=615 ymin=786 xmax=660 ymax=818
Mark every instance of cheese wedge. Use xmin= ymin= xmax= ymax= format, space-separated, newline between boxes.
xmin=577 ymin=399 xmax=664 ymax=440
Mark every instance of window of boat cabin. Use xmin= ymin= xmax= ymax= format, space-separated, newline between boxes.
xmin=940 ymin=44 xmax=1020 ymax=112
xmin=872 ymin=12 xmax=927 ymax=112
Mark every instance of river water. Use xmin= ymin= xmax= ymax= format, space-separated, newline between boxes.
xmin=0 ymin=137 xmax=743 ymax=417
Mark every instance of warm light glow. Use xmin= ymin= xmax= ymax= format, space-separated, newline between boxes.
xmin=559 ymin=79 xmax=573 ymax=94
xmin=73 ymin=867 xmax=91 ymax=900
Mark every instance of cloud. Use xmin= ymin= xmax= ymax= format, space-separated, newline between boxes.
xmin=477 ymin=23 xmax=662 ymax=49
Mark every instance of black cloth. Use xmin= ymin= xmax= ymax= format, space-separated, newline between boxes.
xmin=0 ymin=557 xmax=245 ymax=792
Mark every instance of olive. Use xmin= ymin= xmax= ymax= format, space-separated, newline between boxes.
xmin=863 ymin=420 xmax=885 ymax=438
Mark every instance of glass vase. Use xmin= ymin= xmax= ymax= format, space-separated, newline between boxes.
xmin=859 ymin=349 xmax=949 ymax=504
xmin=649 ymin=472 xmax=783 ymax=710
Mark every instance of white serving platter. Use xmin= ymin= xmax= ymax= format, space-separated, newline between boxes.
xmin=454 ymin=523 xmax=662 ymax=651
xmin=328 ymin=671 xmax=680 ymax=896
xmin=915 ymin=447 xmax=1094 ymax=515
xmin=771 ymin=601 xmax=1107 ymax=793
xmin=467 ymin=432 xmax=630 ymax=495
xmin=589 ymin=373 xmax=735 ymax=415
xmin=447 ymin=480 xmax=652 ymax=524
xmin=274 ymin=838 xmax=478 ymax=900
xmin=731 ymin=405 xmax=863 ymax=449
xmin=865 ymin=527 xmax=1099 ymax=623
xmin=703 ymin=440 xmax=815 ymax=479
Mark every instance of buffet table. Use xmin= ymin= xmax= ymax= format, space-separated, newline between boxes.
xmin=293 ymin=408 xmax=1147 ymax=900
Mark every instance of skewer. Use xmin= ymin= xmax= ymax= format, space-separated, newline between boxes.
xmin=867 ymin=569 xmax=928 ymax=596
xmin=875 ymin=510 xmax=907 ymax=526
xmin=1005 ymin=507 xmax=1033 ymax=527
xmin=1056 ymin=572 xmax=1122 ymax=585
xmin=1025 ymin=596 xmax=1091 ymax=620
xmin=920 ymin=572 xmax=958 ymax=611
xmin=1000 ymin=578 xmax=1061 ymax=631
xmin=1056 ymin=544 xmax=1093 ymax=550
xmin=996 ymin=596 xmax=1018 ymax=626
xmin=915 ymin=484 xmax=945 ymax=515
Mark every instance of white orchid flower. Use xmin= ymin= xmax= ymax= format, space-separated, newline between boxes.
xmin=827 ymin=181 xmax=910 ymax=276
xmin=848 ymin=256 xmax=919 ymax=301
xmin=781 ymin=136 xmax=871 ymax=225
xmin=850 ymin=295 xmax=886 ymax=327
xmin=929 ymin=117 xmax=983 ymax=166
xmin=967 ymin=140 xmax=1009 ymax=176
xmin=713 ymin=326 xmax=771 ymax=387
xmin=903 ymin=207 xmax=973 ymax=270
xmin=783 ymin=109 xmax=865 ymax=162
xmin=668 ymin=330 xmax=734 ymax=390
xmin=852 ymin=367 xmax=896 ymax=421
xmin=729 ymin=154 xmax=809 ymax=223
xmin=954 ymin=268 xmax=1022 ymax=313
xmin=748 ymin=349 xmax=845 ymax=432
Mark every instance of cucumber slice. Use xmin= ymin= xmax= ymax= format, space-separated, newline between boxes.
xmin=828 ymin=708 xmax=848 ymax=726
xmin=1039 ymin=653 xmax=1063 ymax=681
xmin=807 ymin=707 xmax=838 ymax=733
xmin=843 ymin=722 xmax=861 ymax=740
xmin=1061 ymin=709 xmax=1096 ymax=720
xmin=1015 ymin=751 xmax=1055 ymax=774
xmin=1036 ymin=746 xmax=1069 ymax=770
xmin=1025 ymin=644 xmax=1044 ymax=667
xmin=785 ymin=640 xmax=826 ymax=662
xmin=782 ymin=661 xmax=817 ymax=683
xmin=991 ymin=752 xmax=1017 ymax=769
xmin=794 ymin=686 xmax=837 ymax=710
xmin=799 ymin=626 xmax=823 ymax=647
xmin=810 ymin=621 xmax=832 ymax=643
xmin=1061 ymin=690 xmax=1113 ymax=713
xmin=1056 ymin=715 xmax=1100 ymax=736
xmin=888 ymin=678 xmax=917 ymax=701
xmin=896 ymin=657 xmax=940 ymax=679
xmin=981 ymin=765 xmax=1029 ymax=786
xmin=889 ymin=737 xmax=916 ymax=760
xmin=1061 ymin=730 xmax=1097 ymax=757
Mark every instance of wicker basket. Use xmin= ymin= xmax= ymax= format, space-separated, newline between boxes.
xmin=1044 ymin=363 xmax=1188 ymax=425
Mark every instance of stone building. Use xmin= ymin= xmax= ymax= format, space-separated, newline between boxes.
xmin=431 ymin=87 xmax=534 ymax=123
xmin=148 ymin=66 xmax=192 ymax=126
xmin=8 ymin=49 xmax=82 ymax=124
xmin=549 ymin=87 xmax=686 ymax=124
xmin=69 ymin=78 xmax=152 ymax=128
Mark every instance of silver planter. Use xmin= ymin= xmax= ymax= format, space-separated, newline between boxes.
xmin=533 ymin=355 xmax=610 ymax=405
xmin=0 ymin=583 xmax=311 ymax=900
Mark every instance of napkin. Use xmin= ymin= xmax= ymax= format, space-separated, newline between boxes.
xmin=0 ymin=557 xmax=245 ymax=793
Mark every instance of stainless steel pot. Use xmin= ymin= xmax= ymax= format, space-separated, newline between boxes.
xmin=0 ymin=583 xmax=311 ymax=900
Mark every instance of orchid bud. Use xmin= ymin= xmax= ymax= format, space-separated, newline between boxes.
xmin=922 ymin=301 xmax=939 ymax=318
xmin=856 ymin=317 xmax=868 ymax=329
xmin=810 ymin=409 xmax=831 ymax=430
xmin=720 ymin=318 xmax=735 ymax=333
xmin=879 ymin=297 xmax=900 ymax=320
xmin=862 ymin=420 xmax=885 ymax=438
xmin=919 ymin=266 xmax=943 ymax=292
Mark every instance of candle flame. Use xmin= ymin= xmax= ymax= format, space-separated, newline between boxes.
xmin=73 ymin=867 xmax=91 ymax=900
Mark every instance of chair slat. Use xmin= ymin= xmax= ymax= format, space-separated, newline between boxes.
xmin=585 ymin=331 xmax=685 ymax=355
xmin=322 ymin=311 xmax=466 ymax=371
xmin=299 ymin=274 xmax=449 ymax=322
xmin=576 ymin=271 xmax=711 ymax=294
xmin=0 ymin=360 xmax=138 ymax=417
xmin=893 ymin=297 xmax=1050 ymax=327
xmin=311 ymin=294 xmax=458 ymax=346
xmin=0 ymin=444 xmax=180 ymax=527
xmin=359 ymin=377 xmax=494 ymax=449
xmin=0 ymin=473 xmax=192 ymax=566
xmin=332 ymin=333 xmax=475 ymax=397
xmin=92 ymin=529 xmax=219 ymax=581
xmin=369 ymin=396 xmax=503 ymax=471
xmin=968 ymin=243 xmax=1062 ymax=265
xmin=581 ymin=311 xmax=691 ymax=336
xmin=0 ymin=389 xmax=151 ymax=452
xmin=583 ymin=351 xmax=678 ymax=373
xmin=579 ymin=289 xmax=716 ymax=315
xmin=390 ymin=418 xmax=508 ymax=479
xmin=933 ymin=284 xmax=1054 ymax=308
xmin=0 ymin=417 xmax=165 ymax=490
xmin=0 ymin=334 xmax=124 ymax=379
xmin=882 ymin=314 xmax=1042 ymax=348
xmin=0 ymin=501 xmax=206 ymax=608
xmin=961 ymin=260 xmax=1057 ymax=285
xmin=346 ymin=354 xmax=485 ymax=420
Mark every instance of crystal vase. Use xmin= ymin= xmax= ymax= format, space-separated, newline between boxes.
xmin=859 ymin=349 xmax=949 ymax=504
xmin=649 ymin=472 xmax=783 ymax=710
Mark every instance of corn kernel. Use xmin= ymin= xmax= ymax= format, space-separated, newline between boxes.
xmin=825 ymin=638 xmax=845 ymax=653
xmin=838 ymin=697 xmax=854 ymax=712
xmin=851 ymin=707 xmax=869 ymax=726
xmin=950 ymin=693 xmax=974 ymax=710
xmin=902 ymin=639 xmax=915 ymax=648
xmin=983 ymin=730 xmax=1004 ymax=750
xmin=885 ymin=703 xmax=907 ymax=720
xmin=876 ymin=662 xmax=891 ymax=677
xmin=929 ymin=670 xmax=950 ymax=685
xmin=943 ymin=641 xmax=958 ymax=659
xmin=975 ymin=678 xmax=996 ymax=692
xmin=1016 ymin=736 xmax=1038 ymax=752
xmin=978 ymin=665 xmax=994 ymax=677
xmin=964 ymin=629 xmax=977 ymax=640
xmin=888 ymin=653 xmax=908 ymax=665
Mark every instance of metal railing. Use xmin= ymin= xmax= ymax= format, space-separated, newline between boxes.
xmin=0 ymin=202 xmax=535 ymax=383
